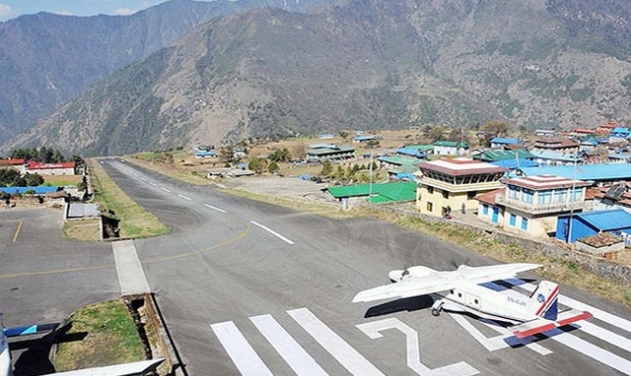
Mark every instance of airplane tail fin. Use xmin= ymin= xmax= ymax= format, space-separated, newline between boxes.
xmin=527 ymin=281 xmax=559 ymax=320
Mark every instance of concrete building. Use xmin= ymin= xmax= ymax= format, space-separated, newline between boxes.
xmin=26 ymin=161 xmax=76 ymax=175
xmin=433 ymin=141 xmax=469 ymax=156
xmin=556 ymin=209 xmax=631 ymax=244
xmin=416 ymin=158 xmax=505 ymax=217
xmin=306 ymin=145 xmax=355 ymax=162
xmin=482 ymin=175 xmax=590 ymax=238
xmin=532 ymin=137 xmax=579 ymax=154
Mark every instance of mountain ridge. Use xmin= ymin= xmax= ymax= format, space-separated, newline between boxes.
xmin=5 ymin=0 xmax=631 ymax=156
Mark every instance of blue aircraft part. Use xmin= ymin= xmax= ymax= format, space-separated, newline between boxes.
xmin=3 ymin=323 xmax=57 ymax=337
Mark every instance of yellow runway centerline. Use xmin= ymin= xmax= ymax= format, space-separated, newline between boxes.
xmin=0 ymin=222 xmax=251 ymax=280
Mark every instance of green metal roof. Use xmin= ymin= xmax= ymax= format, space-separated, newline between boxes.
xmin=378 ymin=155 xmax=418 ymax=167
xmin=327 ymin=181 xmax=417 ymax=203
xmin=473 ymin=149 xmax=534 ymax=162
xmin=402 ymin=144 xmax=434 ymax=152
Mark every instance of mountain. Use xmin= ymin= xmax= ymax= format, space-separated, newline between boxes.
xmin=6 ymin=0 xmax=631 ymax=156
xmin=0 ymin=0 xmax=335 ymax=143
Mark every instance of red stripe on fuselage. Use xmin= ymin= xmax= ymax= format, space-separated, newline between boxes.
xmin=535 ymin=285 xmax=559 ymax=316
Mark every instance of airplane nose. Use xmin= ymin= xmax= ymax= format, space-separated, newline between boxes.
xmin=389 ymin=270 xmax=405 ymax=282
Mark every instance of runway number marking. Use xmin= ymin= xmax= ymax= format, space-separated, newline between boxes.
xmin=357 ymin=318 xmax=479 ymax=376
xmin=210 ymin=321 xmax=273 ymax=376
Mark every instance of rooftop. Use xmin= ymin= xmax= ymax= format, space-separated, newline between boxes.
xmin=514 ymin=163 xmax=631 ymax=181
xmin=505 ymin=174 xmax=590 ymax=190
xmin=327 ymin=181 xmax=417 ymax=203
xmin=490 ymin=137 xmax=521 ymax=145
xmin=530 ymin=150 xmax=582 ymax=162
xmin=418 ymin=158 xmax=506 ymax=176
xmin=573 ymin=209 xmax=631 ymax=231
xmin=474 ymin=149 xmax=534 ymax=162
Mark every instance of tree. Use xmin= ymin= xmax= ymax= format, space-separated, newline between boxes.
xmin=339 ymin=131 xmax=349 ymax=141
xmin=320 ymin=159 xmax=333 ymax=176
xmin=366 ymin=140 xmax=380 ymax=149
xmin=291 ymin=143 xmax=306 ymax=161
xmin=248 ymin=157 xmax=268 ymax=174
xmin=268 ymin=148 xmax=291 ymax=162
xmin=219 ymin=145 xmax=235 ymax=164
xmin=481 ymin=121 xmax=510 ymax=137
xmin=24 ymin=173 xmax=44 ymax=186
xmin=0 ymin=168 xmax=21 ymax=187
xmin=268 ymin=161 xmax=279 ymax=174
xmin=427 ymin=125 xmax=446 ymax=142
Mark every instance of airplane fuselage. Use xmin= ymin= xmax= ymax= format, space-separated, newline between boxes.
xmin=433 ymin=282 xmax=536 ymax=324
xmin=0 ymin=328 xmax=11 ymax=376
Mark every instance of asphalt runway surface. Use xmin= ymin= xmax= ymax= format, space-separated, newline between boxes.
xmin=3 ymin=158 xmax=631 ymax=375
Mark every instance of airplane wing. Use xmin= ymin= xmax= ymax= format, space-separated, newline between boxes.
xmin=353 ymin=263 xmax=541 ymax=304
xmin=511 ymin=309 xmax=592 ymax=339
xmin=352 ymin=274 xmax=455 ymax=303
xmin=455 ymin=263 xmax=541 ymax=284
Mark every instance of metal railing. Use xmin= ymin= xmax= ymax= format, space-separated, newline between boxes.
xmin=495 ymin=194 xmax=584 ymax=213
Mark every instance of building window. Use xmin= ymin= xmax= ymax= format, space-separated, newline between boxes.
xmin=483 ymin=204 xmax=489 ymax=215
xmin=427 ymin=202 xmax=433 ymax=212
xmin=442 ymin=190 xmax=449 ymax=199
xmin=509 ymin=213 xmax=516 ymax=226
xmin=468 ymin=191 xmax=477 ymax=199
xmin=521 ymin=217 xmax=528 ymax=230
xmin=427 ymin=186 xmax=434 ymax=194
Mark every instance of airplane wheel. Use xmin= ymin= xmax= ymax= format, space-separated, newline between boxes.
xmin=431 ymin=308 xmax=441 ymax=317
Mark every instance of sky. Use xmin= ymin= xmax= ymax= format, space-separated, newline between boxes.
xmin=0 ymin=0 xmax=216 ymax=22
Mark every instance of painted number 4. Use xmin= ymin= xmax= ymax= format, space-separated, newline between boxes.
xmin=357 ymin=318 xmax=479 ymax=376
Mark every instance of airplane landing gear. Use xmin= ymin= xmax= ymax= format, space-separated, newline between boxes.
xmin=431 ymin=301 xmax=444 ymax=317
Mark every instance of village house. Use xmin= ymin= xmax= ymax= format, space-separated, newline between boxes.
xmin=529 ymin=150 xmax=582 ymax=166
xmin=490 ymin=137 xmax=521 ymax=149
xmin=0 ymin=158 xmax=26 ymax=174
xmin=26 ymin=161 xmax=76 ymax=175
xmin=306 ymin=144 xmax=355 ymax=163
xmin=433 ymin=141 xmax=469 ymax=156
xmin=416 ymin=158 xmax=505 ymax=217
xmin=477 ymin=174 xmax=589 ymax=238
xmin=532 ymin=137 xmax=579 ymax=154
xmin=596 ymin=120 xmax=620 ymax=135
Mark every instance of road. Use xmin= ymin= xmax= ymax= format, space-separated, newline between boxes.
xmin=3 ymin=158 xmax=631 ymax=375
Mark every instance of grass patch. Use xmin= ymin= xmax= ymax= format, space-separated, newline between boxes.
xmin=126 ymin=156 xmax=212 ymax=186
xmin=63 ymin=218 xmax=102 ymax=241
xmin=42 ymin=175 xmax=83 ymax=187
xmin=53 ymin=299 xmax=145 ymax=371
xmin=88 ymin=158 xmax=169 ymax=238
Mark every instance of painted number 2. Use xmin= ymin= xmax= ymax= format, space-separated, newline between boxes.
xmin=357 ymin=318 xmax=479 ymax=376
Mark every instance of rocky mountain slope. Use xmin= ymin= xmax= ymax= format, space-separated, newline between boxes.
xmin=0 ymin=0 xmax=335 ymax=142
xmin=6 ymin=0 xmax=631 ymax=156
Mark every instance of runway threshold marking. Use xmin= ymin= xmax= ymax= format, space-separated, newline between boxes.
xmin=12 ymin=220 xmax=22 ymax=242
xmin=205 ymin=204 xmax=226 ymax=213
xmin=287 ymin=308 xmax=385 ymax=376
xmin=211 ymin=321 xmax=273 ymax=376
xmin=250 ymin=314 xmax=329 ymax=376
xmin=250 ymin=221 xmax=295 ymax=245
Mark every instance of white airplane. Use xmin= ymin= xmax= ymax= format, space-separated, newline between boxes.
xmin=0 ymin=319 xmax=163 ymax=376
xmin=353 ymin=263 xmax=592 ymax=339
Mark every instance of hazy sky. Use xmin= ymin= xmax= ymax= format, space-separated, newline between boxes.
xmin=0 ymin=0 xmax=214 ymax=21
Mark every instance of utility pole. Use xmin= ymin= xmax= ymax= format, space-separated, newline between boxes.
xmin=369 ymin=153 xmax=373 ymax=201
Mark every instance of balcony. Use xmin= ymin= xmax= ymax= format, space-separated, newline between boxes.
xmin=495 ymin=194 xmax=584 ymax=214
xmin=419 ymin=177 xmax=503 ymax=193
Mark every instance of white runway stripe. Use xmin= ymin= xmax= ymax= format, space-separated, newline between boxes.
xmin=210 ymin=321 xmax=273 ymax=376
xmin=547 ymin=328 xmax=631 ymax=375
xmin=288 ymin=308 xmax=385 ymax=376
xmin=177 ymin=194 xmax=191 ymax=201
xmin=205 ymin=204 xmax=226 ymax=213
xmin=161 ymin=187 xmax=171 ymax=192
xmin=251 ymin=314 xmax=329 ymax=376
xmin=250 ymin=221 xmax=295 ymax=244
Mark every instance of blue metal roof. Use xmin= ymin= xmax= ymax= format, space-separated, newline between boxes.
xmin=396 ymin=147 xmax=428 ymax=158
xmin=490 ymin=137 xmax=520 ymax=145
xmin=514 ymin=163 xmax=631 ymax=181
xmin=612 ymin=127 xmax=630 ymax=134
xmin=0 ymin=186 xmax=61 ymax=195
xmin=490 ymin=159 xmax=539 ymax=169
xmin=576 ymin=209 xmax=631 ymax=231
xmin=608 ymin=153 xmax=631 ymax=160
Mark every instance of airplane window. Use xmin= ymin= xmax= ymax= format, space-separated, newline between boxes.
xmin=450 ymin=290 xmax=454 ymax=294
xmin=458 ymin=293 xmax=462 ymax=298
xmin=475 ymin=299 xmax=479 ymax=304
